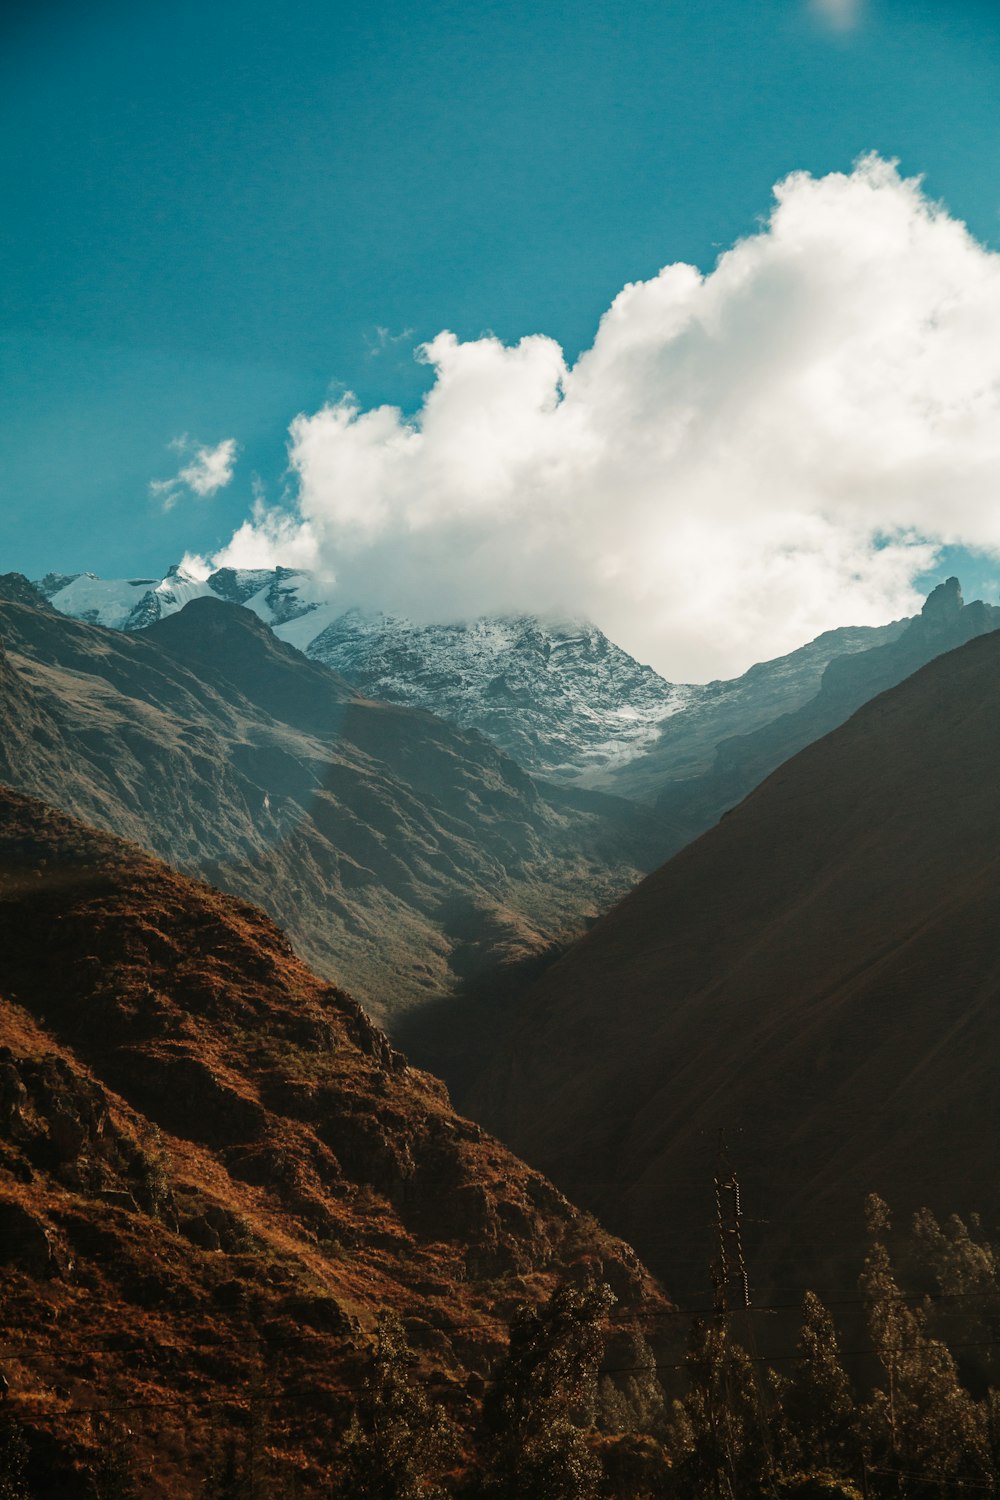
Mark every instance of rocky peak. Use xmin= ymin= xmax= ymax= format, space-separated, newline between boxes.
xmin=921 ymin=575 xmax=964 ymax=621
xmin=34 ymin=565 xmax=694 ymax=782
xmin=0 ymin=572 xmax=51 ymax=609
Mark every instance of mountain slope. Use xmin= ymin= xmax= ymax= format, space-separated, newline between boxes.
xmin=589 ymin=615 xmax=908 ymax=800
xmin=468 ymin=627 xmax=1000 ymax=1297
xmin=0 ymin=581 xmax=658 ymax=1021
xmin=41 ymin=566 xmax=991 ymax=820
xmin=0 ymin=785 xmax=660 ymax=1495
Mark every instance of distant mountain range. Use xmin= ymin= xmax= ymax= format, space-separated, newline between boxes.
xmin=15 ymin=556 xmax=1000 ymax=1410
xmin=0 ymin=782 xmax=658 ymax=1489
xmin=464 ymin=625 xmax=1000 ymax=1297
xmin=36 ymin=568 xmax=1000 ymax=829
xmin=1 ymin=577 xmax=658 ymax=1021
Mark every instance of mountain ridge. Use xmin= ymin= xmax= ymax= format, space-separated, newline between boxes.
xmin=0 ymin=582 xmax=659 ymax=1022
xmin=34 ymin=566 xmax=691 ymax=782
xmin=39 ymin=564 xmax=991 ymax=816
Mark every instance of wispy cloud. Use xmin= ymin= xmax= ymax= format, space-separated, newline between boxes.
xmin=151 ymin=436 xmax=238 ymax=511
xmin=811 ymin=0 xmax=862 ymax=31
xmin=364 ymin=325 xmax=416 ymax=359
xmin=214 ymin=157 xmax=1000 ymax=682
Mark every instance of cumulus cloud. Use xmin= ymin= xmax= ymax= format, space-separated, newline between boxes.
xmin=213 ymin=157 xmax=1000 ymax=681
xmin=151 ymin=436 xmax=238 ymax=511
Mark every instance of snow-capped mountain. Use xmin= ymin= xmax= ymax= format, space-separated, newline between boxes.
xmin=35 ymin=565 xmax=694 ymax=781
xmin=303 ymin=610 xmax=697 ymax=779
xmin=42 ymin=564 xmax=992 ymax=806
xmin=33 ymin=563 xmax=327 ymax=633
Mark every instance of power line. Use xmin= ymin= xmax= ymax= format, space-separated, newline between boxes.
xmin=4 ymin=1286 xmax=1000 ymax=1363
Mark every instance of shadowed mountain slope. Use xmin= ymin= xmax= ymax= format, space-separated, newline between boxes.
xmin=469 ymin=627 xmax=1000 ymax=1298
xmin=0 ymin=581 xmax=661 ymax=1022
xmin=648 ymin=575 xmax=1000 ymax=850
xmin=591 ymin=616 xmax=908 ymax=800
xmin=598 ymin=577 xmax=999 ymax=817
xmin=0 ymin=785 xmax=660 ymax=1495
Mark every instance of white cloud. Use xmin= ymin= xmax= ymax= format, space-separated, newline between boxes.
xmin=213 ymin=157 xmax=1000 ymax=681
xmin=151 ymin=436 xmax=238 ymax=511
xmin=811 ymin=0 xmax=861 ymax=30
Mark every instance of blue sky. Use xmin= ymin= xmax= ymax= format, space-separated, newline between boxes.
xmin=3 ymin=0 xmax=1000 ymax=671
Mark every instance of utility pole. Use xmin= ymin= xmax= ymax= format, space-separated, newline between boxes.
xmin=712 ymin=1133 xmax=751 ymax=1315
xmin=710 ymin=1135 xmax=779 ymax=1498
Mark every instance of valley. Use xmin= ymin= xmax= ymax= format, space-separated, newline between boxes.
xmin=6 ymin=560 xmax=1000 ymax=1495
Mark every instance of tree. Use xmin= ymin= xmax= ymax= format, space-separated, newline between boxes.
xmin=89 ymin=1410 xmax=139 ymax=1500
xmin=335 ymin=1311 xmax=456 ymax=1500
xmin=667 ymin=1317 xmax=772 ymax=1500
xmin=776 ymin=1292 xmax=855 ymax=1477
xmin=473 ymin=1279 xmax=614 ymax=1500
xmin=597 ymin=1329 xmax=667 ymax=1439
xmin=859 ymin=1196 xmax=990 ymax=1488
xmin=906 ymin=1207 xmax=1000 ymax=1389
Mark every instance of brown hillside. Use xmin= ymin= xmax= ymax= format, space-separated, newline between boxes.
xmin=0 ymin=786 xmax=661 ymax=1496
xmin=470 ymin=628 xmax=1000 ymax=1299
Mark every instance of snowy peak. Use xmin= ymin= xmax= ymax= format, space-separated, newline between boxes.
xmin=301 ymin=609 xmax=695 ymax=780
xmin=34 ymin=566 xmax=691 ymax=781
xmin=34 ymin=563 xmax=326 ymax=635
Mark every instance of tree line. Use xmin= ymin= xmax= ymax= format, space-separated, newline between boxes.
xmin=7 ymin=1193 xmax=1000 ymax=1496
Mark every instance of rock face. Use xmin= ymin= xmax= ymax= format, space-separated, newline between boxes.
xmin=467 ymin=627 xmax=1000 ymax=1299
xmin=0 ymin=785 xmax=661 ymax=1495
xmin=0 ymin=582 xmax=660 ymax=1021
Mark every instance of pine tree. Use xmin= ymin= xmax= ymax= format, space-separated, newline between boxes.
xmin=335 ymin=1311 xmax=456 ymax=1500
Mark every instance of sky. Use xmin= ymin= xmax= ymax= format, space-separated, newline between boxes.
xmin=3 ymin=0 xmax=1000 ymax=678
